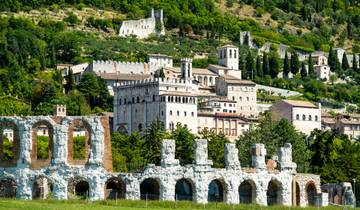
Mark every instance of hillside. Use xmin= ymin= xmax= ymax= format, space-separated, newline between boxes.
xmin=0 ymin=0 xmax=359 ymax=116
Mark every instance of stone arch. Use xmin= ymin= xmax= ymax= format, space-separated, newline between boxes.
xmin=68 ymin=177 xmax=90 ymax=199
xmin=105 ymin=177 xmax=126 ymax=200
xmin=31 ymin=120 xmax=54 ymax=169
xmin=239 ymin=179 xmax=256 ymax=204
xmin=305 ymin=181 xmax=317 ymax=206
xmin=68 ymin=119 xmax=92 ymax=165
xmin=140 ymin=178 xmax=160 ymax=200
xmin=175 ymin=178 xmax=194 ymax=201
xmin=32 ymin=175 xmax=53 ymax=199
xmin=0 ymin=177 xmax=16 ymax=198
xmin=208 ymin=179 xmax=225 ymax=202
xmin=0 ymin=120 xmax=20 ymax=167
xmin=267 ymin=179 xmax=283 ymax=206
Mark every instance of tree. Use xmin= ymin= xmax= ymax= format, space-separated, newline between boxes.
xmin=341 ymin=52 xmax=350 ymax=70
xmin=353 ymin=53 xmax=358 ymax=72
xmin=77 ymin=72 xmax=100 ymax=108
xmin=237 ymin=113 xmax=310 ymax=166
xmin=245 ymin=51 xmax=254 ymax=80
xmin=170 ymin=124 xmax=195 ymax=165
xmin=199 ymin=128 xmax=229 ymax=168
xmin=255 ymin=55 xmax=263 ymax=78
xmin=65 ymin=69 xmax=75 ymax=93
xmin=240 ymin=51 xmax=248 ymax=79
xmin=142 ymin=120 xmax=168 ymax=165
xmin=269 ymin=51 xmax=280 ymax=78
xmin=262 ymin=52 xmax=270 ymax=76
xmin=290 ymin=52 xmax=300 ymax=75
xmin=283 ymin=51 xmax=290 ymax=78
xmin=308 ymin=54 xmax=316 ymax=78
xmin=300 ymin=62 xmax=308 ymax=78
xmin=159 ymin=67 xmax=165 ymax=79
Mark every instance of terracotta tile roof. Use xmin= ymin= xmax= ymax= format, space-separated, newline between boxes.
xmin=223 ymin=75 xmax=256 ymax=85
xmin=283 ymin=100 xmax=318 ymax=108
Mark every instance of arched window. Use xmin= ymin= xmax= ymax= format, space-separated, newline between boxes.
xmin=119 ymin=98 xmax=122 ymax=105
xmin=184 ymin=111 xmax=187 ymax=116
xmin=132 ymin=97 xmax=135 ymax=104
xmin=153 ymin=95 xmax=156 ymax=102
xmin=124 ymin=98 xmax=127 ymax=104
xmin=169 ymin=122 xmax=175 ymax=130
xmin=309 ymin=115 xmax=312 ymax=121
xmin=138 ymin=124 xmax=143 ymax=131
xmin=296 ymin=114 xmax=299 ymax=120
xmin=234 ymin=50 xmax=237 ymax=58
xmin=177 ymin=111 xmax=180 ymax=116
xmin=232 ymin=96 xmax=235 ymax=100
xmin=229 ymin=49 xmax=232 ymax=58
xmin=302 ymin=114 xmax=306 ymax=121
xmin=175 ymin=179 xmax=193 ymax=201
xmin=208 ymin=179 xmax=224 ymax=202
xmin=170 ymin=110 xmax=173 ymax=116
xmin=191 ymin=112 xmax=194 ymax=117
xmin=315 ymin=115 xmax=318 ymax=121
xmin=140 ymin=178 xmax=160 ymax=200
xmin=136 ymin=96 xmax=140 ymax=103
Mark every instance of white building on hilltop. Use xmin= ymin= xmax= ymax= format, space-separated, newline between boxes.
xmin=119 ymin=8 xmax=165 ymax=39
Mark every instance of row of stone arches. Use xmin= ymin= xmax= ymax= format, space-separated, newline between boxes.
xmin=293 ymin=181 xmax=318 ymax=206
xmin=0 ymin=119 xmax=93 ymax=168
xmin=0 ymin=176 xmax=318 ymax=205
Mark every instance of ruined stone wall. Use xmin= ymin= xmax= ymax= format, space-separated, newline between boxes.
xmin=0 ymin=117 xmax=324 ymax=206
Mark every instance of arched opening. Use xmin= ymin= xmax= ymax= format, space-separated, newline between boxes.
xmin=140 ymin=178 xmax=160 ymax=200
xmin=295 ymin=182 xmax=300 ymax=206
xmin=0 ymin=122 xmax=19 ymax=167
xmin=306 ymin=182 xmax=317 ymax=206
xmin=0 ymin=178 xmax=16 ymax=198
xmin=267 ymin=180 xmax=282 ymax=206
xmin=175 ymin=179 xmax=193 ymax=201
xmin=68 ymin=119 xmax=91 ymax=165
xmin=32 ymin=176 xmax=53 ymax=199
xmin=31 ymin=121 xmax=54 ymax=168
xmin=68 ymin=178 xmax=90 ymax=199
xmin=239 ymin=180 xmax=256 ymax=204
xmin=105 ymin=177 xmax=126 ymax=200
xmin=208 ymin=179 xmax=225 ymax=202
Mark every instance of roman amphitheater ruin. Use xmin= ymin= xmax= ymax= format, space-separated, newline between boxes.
xmin=0 ymin=115 xmax=334 ymax=207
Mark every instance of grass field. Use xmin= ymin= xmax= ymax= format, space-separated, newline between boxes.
xmin=0 ymin=199 xmax=357 ymax=210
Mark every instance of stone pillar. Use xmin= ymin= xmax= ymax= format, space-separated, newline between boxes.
xmin=53 ymin=178 xmax=68 ymax=200
xmin=281 ymin=179 xmax=292 ymax=206
xmin=88 ymin=117 xmax=105 ymax=166
xmin=225 ymin=179 xmax=240 ymax=205
xmin=193 ymin=139 xmax=213 ymax=167
xmin=256 ymin=179 xmax=268 ymax=206
xmin=224 ymin=143 xmax=240 ymax=170
xmin=251 ymin=144 xmax=266 ymax=170
xmin=320 ymin=192 xmax=329 ymax=206
xmin=278 ymin=143 xmax=296 ymax=172
xmin=53 ymin=119 xmax=68 ymax=165
xmin=17 ymin=122 xmax=31 ymax=168
xmin=89 ymin=175 xmax=104 ymax=201
xmin=194 ymin=174 xmax=208 ymax=204
xmin=125 ymin=177 xmax=140 ymax=200
xmin=16 ymin=169 xmax=32 ymax=199
xmin=160 ymin=177 xmax=175 ymax=201
xmin=161 ymin=139 xmax=179 ymax=168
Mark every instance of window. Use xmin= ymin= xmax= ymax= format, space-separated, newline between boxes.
xmin=161 ymin=111 xmax=164 ymax=116
xmin=296 ymin=114 xmax=299 ymax=120
xmin=169 ymin=122 xmax=174 ymax=130
xmin=315 ymin=115 xmax=318 ymax=121
xmin=184 ymin=111 xmax=187 ymax=116
xmin=177 ymin=111 xmax=180 ymax=116
xmin=153 ymin=95 xmax=156 ymax=102
xmin=124 ymin=98 xmax=127 ymax=104
xmin=119 ymin=98 xmax=122 ymax=105
xmin=247 ymin=97 xmax=249 ymax=101
xmin=132 ymin=97 xmax=135 ymax=103
xmin=309 ymin=115 xmax=312 ymax=121
xmin=136 ymin=96 xmax=140 ymax=103
xmin=170 ymin=110 xmax=173 ymax=116
xmin=232 ymin=96 xmax=235 ymax=100
xmin=191 ymin=112 xmax=194 ymax=117
xmin=138 ymin=124 xmax=143 ymax=131
xmin=239 ymin=97 xmax=242 ymax=101
xmin=302 ymin=114 xmax=306 ymax=120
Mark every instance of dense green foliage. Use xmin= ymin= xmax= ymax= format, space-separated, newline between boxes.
xmin=73 ymin=136 xmax=86 ymax=160
xmin=1 ymin=137 xmax=14 ymax=161
xmin=36 ymin=136 xmax=49 ymax=159
xmin=236 ymin=114 xmax=311 ymax=166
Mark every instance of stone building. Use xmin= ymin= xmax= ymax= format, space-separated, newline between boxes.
xmin=314 ymin=64 xmax=332 ymax=81
xmin=271 ymin=100 xmax=322 ymax=135
xmin=119 ymin=9 xmax=165 ymax=39
xmin=0 ymin=117 xmax=326 ymax=207
xmin=321 ymin=112 xmax=360 ymax=140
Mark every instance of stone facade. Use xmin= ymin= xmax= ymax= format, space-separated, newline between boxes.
xmin=0 ymin=119 xmax=325 ymax=207
xmin=119 ymin=9 xmax=165 ymax=39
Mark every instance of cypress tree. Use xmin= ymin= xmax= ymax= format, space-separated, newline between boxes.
xmin=290 ymin=52 xmax=300 ymax=75
xmin=159 ymin=68 xmax=165 ymax=79
xmin=269 ymin=52 xmax=280 ymax=79
xmin=283 ymin=51 xmax=290 ymax=78
xmin=262 ymin=52 xmax=270 ymax=76
xmin=256 ymin=55 xmax=263 ymax=78
xmin=353 ymin=54 xmax=358 ymax=72
xmin=308 ymin=54 xmax=315 ymax=78
xmin=245 ymin=51 xmax=254 ymax=80
xmin=66 ymin=69 xmax=75 ymax=93
xmin=328 ymin=47 xmax=336 ymax=72
xmin=300 ymin=63 xmax=308 ymax=79
xmin=239 ymin=52 xmax=247 ymax=79
xmin=341 ymin=52 xmax=349 ymax=70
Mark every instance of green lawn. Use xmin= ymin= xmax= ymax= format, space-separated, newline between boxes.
xmin=0 ymin=199 xmax=357 ymax=210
